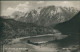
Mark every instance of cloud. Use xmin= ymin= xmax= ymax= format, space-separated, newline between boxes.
xmin=5 ymin=1 xmax=46 ymax=16
xmin=5 ymin=2 xmax=30 ymax=16
xmin=14 ymin=1 xmax=31 ymax=12
xmin=37 ymin=1 xmax=45 ymax=4
xmin=2 ymin=1 xmax=80 ymax=16
xmin=25 ymin=2 xmax=30 ymax=4
xmin=16 ymin=3 xmax=30 ymax=12
xmin=6 ymin=7 xmax=18 ymax=15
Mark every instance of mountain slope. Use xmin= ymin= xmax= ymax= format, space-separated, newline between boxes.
xmin=53 ymin=11 xmax=80 ymax=47
xmin=54 ymin=11 xmax=80 ymax=35
xmin=1 ymin=17 xmax=60 ymax=39
xmin=36 ymin=6 xmax=78 ymax=26
xmin=11 ymin=5 xmax=78 ymax=26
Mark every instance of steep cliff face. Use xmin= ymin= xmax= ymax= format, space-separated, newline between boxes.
xmin=11 ymin=5 xmax=78 ymax=26
xmin=36 ymin=6 xmax=78 ymax=26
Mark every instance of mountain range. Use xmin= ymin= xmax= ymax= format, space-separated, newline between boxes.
xmin=11 ymin=5 xmax=79 ymax=26
xmin=0 ymin=5 xmax=80 ymax=42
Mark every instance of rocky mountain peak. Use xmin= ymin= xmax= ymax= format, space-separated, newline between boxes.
xmin=10 ymin=5 xmax=79 ymax=26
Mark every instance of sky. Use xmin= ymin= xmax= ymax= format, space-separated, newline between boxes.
xmin=1 ymin=1 xmax=80 ymax=16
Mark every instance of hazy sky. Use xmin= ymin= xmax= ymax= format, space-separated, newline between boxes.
xmin=1 ymin=1 xmax=80 ymax=16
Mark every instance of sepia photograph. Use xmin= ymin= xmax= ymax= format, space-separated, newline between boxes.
xmin=0 ymin=1 xmax=80 ymax=52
